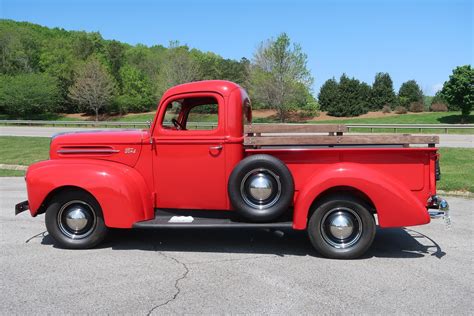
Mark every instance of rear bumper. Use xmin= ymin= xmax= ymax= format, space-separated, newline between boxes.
xmin=15 ymin=200 xmax=29 ymax=215
xmin=427 ymin=195 xmax=450 ymax=226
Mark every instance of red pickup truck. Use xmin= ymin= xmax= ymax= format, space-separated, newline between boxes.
xmin=16 ymin=80 xmax=449 ymax=259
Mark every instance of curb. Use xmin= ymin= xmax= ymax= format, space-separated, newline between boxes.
xmin=0 ymin=164 xmax=27 ymax=171
xmin=437 ymin=190 xmax=474 ymax=198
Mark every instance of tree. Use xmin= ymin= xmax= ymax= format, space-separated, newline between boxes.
xmin=0 ymin=21 xmax=40 ymax=75
xmin=318 ymin=75 xmax=370 ymax=117
xmin=370 ymin=72 xmax=395 ymax=110
xmin=73 ymin=32 xmax=104 ymax=61
xmin=115 ymin=65 xmax=154 ymax=113
xmin=398 ymin=80 xmax=423 ymax=103
xmin=156 ymin=41 xmax=201 ymax=97
xmin=441 ymin=65 xmax=474 ymax=122
xmin=68 ymin=58 xmax=115 ymax=121
xmin=0 ymin=73 xmax=60 ymax=117
xmin=327 ymin=74 xmax=369 ymax=117
xmin=105 ymin=40 xmax=126 ymax=86
xmin=249 ymin=33 xmax=314 ymax=122
xmin=318 ymin=78 xmax=338 ymax=111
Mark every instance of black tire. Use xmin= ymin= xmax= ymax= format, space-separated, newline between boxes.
xmin=228 ymin=154 xmax=294 ymax=222
xmin=307 ymin=195 xmax=375 ymax=259
xmin=45 ymin=189 xmax=108 ymax=249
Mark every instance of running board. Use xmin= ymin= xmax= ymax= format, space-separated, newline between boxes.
xmin=133 ymin=209 xmax=293 ymax=229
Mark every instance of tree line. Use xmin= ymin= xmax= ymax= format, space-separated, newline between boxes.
xmin=0 ymin=20 xmax=249 ymax=120
xmin=0 ymin=19 xmax=472 ymax=122
xmin=319 ymin=68 xmax=472 ymax=122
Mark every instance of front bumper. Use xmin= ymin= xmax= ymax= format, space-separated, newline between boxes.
xmin=15 ymin=200 xmax=29 ymax=215
xmin=427 ymin=195 xmax=451 ymax=227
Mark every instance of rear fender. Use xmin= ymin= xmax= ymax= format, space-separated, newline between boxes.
xmin=26 ymin=160 xmax=153 ymax=228
xmin=293 ymin=163 xmax=429 ymax=229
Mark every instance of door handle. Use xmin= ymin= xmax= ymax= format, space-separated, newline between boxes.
xmin=209 ymin=145 xmax=223 ymax=151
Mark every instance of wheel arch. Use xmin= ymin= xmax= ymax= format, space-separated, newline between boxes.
xmin=308 ymin=186 xmax=376 ymax=217
xmin=35 ymin=185 xmax=96 ymax=216
xmin=25 ymin=160 xmax=154 ymax=228
xmin=292 ymin=162 xmax=430 ymax=230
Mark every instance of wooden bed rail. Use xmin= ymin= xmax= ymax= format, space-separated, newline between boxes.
xmin=244 ymin=124 xmax=347 ymax=134
xmin=244 ymin=124 xmax=439 ymax=147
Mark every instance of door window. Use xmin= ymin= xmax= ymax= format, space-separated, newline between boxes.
xmin=161 ymin=97 xmax=219 ymax=131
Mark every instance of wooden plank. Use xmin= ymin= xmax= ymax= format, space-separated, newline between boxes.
xmin=244 ymin=135 xmax=439 ymax=146
xmin=244 ymin=124 xmax=347 ymax=134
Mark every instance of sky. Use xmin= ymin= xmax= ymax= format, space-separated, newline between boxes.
xmin=1 ymin=0 xmax=472 ymax=95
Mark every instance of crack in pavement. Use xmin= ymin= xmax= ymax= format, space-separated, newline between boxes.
xmin=146 ymin=248 xmax=190 ymax=315
xmin=187 ymin=254 xmax=277 ymax=265
xmin=25 ymin=231 xmax=47 ymax=243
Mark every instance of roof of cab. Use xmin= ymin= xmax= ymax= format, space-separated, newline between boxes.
xmin=161 ymin=80 xmax=242 ymax=100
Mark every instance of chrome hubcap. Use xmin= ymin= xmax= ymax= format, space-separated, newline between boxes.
xmin=248 ymin=173 xmax=273 ymax=201
xmin=321 ymin=207 xmax=362 ymax=249
xmin=240 ymin=168 xmax=282 ymax=209
xmin=57 ymin=200 xmax=96 ymax=239
xmin=65 ymin=208 xmax=89 ymax=231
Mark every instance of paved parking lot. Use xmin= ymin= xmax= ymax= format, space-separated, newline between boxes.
xmin=1 ymin=177 xmax=473 ymax=314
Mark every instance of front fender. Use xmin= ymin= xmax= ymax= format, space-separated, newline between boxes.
xmin=25 ymin=159 xmax=153 ymax=228
xmin=293 ymin=163 xmax=429 ymax=230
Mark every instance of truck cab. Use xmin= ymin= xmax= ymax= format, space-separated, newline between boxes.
xmin=16 ymin=80 xmax=449 ymax=259
xmin=149 ymin=81 xmax=249 ymax=210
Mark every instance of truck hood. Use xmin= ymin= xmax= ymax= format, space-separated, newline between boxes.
xmin=49 ymin=129 xmax=148 ymax=167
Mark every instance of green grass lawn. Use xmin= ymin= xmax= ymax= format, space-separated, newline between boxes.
xmin=0 ymin=169 xmax=25 ymax=176
xmin=345 ymin=127 xmax=474 ymax=134
xmin=437 ymin=148 xmax=474 ymax=192
xmin=0 ymin=136 xmax=50 ymax=165
xmin=110 ymin=113 xmax=156 ymax=122
xmin=312 ymin=112 xmax=473 ymax=124
xmin=0 ymin=136 xmax=472 ymax=193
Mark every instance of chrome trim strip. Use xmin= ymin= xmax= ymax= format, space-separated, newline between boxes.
xmin=57 ymin=149 xmax=120 ymax=154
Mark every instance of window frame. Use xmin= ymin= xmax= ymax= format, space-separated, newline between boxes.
xmin=153 ymin=92 xmax=225 ymax=137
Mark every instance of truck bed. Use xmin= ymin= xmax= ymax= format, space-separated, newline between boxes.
xmin=244 ymin=124 xmax=439 ymax=147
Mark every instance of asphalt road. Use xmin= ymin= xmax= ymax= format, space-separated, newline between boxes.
xmin=1 ymin=177 xmax=473 ymax=314
xmin=1 ymin=126 xmax=473 ymax=148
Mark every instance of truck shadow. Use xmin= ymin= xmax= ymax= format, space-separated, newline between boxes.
xmin=42 ymin=227 xmax=445 ymax=259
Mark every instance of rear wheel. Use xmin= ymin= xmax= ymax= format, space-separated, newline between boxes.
xmin=45 ymin=189 xmax=108 ymax=249
xmin=307 ymin=195 xmax=375 ymax=259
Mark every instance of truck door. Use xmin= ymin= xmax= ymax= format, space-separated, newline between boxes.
xmin=152 ymin=93 xmax=228 ymax=210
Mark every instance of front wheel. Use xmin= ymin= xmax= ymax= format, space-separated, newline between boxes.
xmin=45 ymin=190 xmax=108 ymax=249
xmin=307 ymin=195 xmax=375 ymax=259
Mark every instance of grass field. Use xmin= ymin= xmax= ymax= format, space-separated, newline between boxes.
xmin=0 ymin=169 xmax=25 ymax=176
xmin=312 ymin=112 xmax=473 ymax=124
xmin=437 ymin=148 xmax=474 ymax=193
xmin=0 ymin=136 xmax=472 ymax=192
xmin=0 ymin=136 xmax=50 ymax=165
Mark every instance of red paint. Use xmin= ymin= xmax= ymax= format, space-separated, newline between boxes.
xmin=24 ymin=80 xmax=439 ymax=230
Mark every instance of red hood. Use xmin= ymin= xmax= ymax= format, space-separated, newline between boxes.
xmin=49 ymin=129 xmax=149 ymax=167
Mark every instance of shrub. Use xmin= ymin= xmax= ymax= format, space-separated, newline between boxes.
xmin=394 ymin=106 xmax=407 ymax=114
xmin=0 ymin=73 xmax=60 ymax=117
xmin=113 ymin=94 xmax=154 ymax=114
xmin=409 ymin=102 xmax=424 ymax=112
xmin=430 ymin=103 xmax=448 ymax=112
xmin=299 ymin=98 xmax=320 ymax=118
xmin=396 ymin=96 xmax=410 ymax=108
xmin=382 ymin=105 xmax=391 ymax=113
